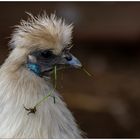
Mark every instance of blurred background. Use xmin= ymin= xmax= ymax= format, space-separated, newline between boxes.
xmin=0 ymin=2 xmax=140 ymax=138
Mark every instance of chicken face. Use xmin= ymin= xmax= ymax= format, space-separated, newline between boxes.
xmin=27 ymin=46 xmax=82 ymax=76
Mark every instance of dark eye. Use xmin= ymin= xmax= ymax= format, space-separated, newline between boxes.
xmin=41 ymin=50 xmax=53 ymax=58
xmin=65 ymin=53 xmax=72 ymax=61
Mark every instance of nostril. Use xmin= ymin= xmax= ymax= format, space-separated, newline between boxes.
xmin=65 ymin=54 xmax=72 ymax=61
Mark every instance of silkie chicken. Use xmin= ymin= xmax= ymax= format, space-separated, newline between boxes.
xmin=0 ymin=13 xmax=83 ymax=138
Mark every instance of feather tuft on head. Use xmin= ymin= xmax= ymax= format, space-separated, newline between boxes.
xmin=9 ymin=12 xmax=73 ymax=54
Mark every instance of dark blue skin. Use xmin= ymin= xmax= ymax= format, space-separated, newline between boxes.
xmin=26 ymin=63 xmax=41 ymax=76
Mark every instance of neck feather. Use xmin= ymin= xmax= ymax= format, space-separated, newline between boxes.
xmin=0 ymin=60 xmax=82 ymax=138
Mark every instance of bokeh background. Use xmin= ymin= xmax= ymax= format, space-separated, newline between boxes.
xmin=0 ymin=2 xmax=140 ymax=138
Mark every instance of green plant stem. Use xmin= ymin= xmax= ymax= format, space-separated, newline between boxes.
xmin=34 ymin=66 xmax=57 ymax=108
xmin=54 ymin=65 xmax=57 ymax=88
xmin=81 ymin=66 xmax=94 ymax=78
xmin=34 ymin=90 xmax=53 ymax=108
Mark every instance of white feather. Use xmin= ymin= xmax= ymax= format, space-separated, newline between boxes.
xmin=0 ymin=58 xmax=82 ymax=138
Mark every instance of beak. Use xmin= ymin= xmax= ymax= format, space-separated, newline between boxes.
xmin=41 ymin=53 xmax=82 ymax=74
xmin=63 ymin=54 xmax=82 ymax=68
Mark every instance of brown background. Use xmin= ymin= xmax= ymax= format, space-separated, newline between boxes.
xmin=0 ymin=2 xmax=140 ymax=138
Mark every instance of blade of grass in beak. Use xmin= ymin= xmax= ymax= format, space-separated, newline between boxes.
xmin=28 ymin=66 xmax=57 ymax=110
xmin=81 ymin=66 xmax=94 ymax=79
xmin=54 ymin=65 xmax=57 ymax=88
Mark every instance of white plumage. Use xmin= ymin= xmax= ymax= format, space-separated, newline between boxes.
xmin=0 ymin=13 xmax=83 ymax=138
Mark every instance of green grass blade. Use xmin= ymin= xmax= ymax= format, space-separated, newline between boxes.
xmin=35 ymin=90 xmax=53 ymax=107
xmin=54 ymin=65 xmax=57 ymax=89
xmin=81 ymin=66 xmax=94 ymax=78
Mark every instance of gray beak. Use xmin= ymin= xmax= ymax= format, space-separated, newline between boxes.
xmin=63 ymin=54 xmax=82 ymax=68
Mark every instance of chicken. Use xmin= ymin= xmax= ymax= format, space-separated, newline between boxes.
xmin=0 ymin=13 xmax=83 ymax=138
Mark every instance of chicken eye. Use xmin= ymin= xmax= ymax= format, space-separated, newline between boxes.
xmin=41 ymin=50 xmax=53 ymax=58
xmin=65 ymin=53 xmax=72 ymax=61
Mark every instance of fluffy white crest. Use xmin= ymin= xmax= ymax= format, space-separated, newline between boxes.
xmin=10 ymin=12 xmax=73 ymax=54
